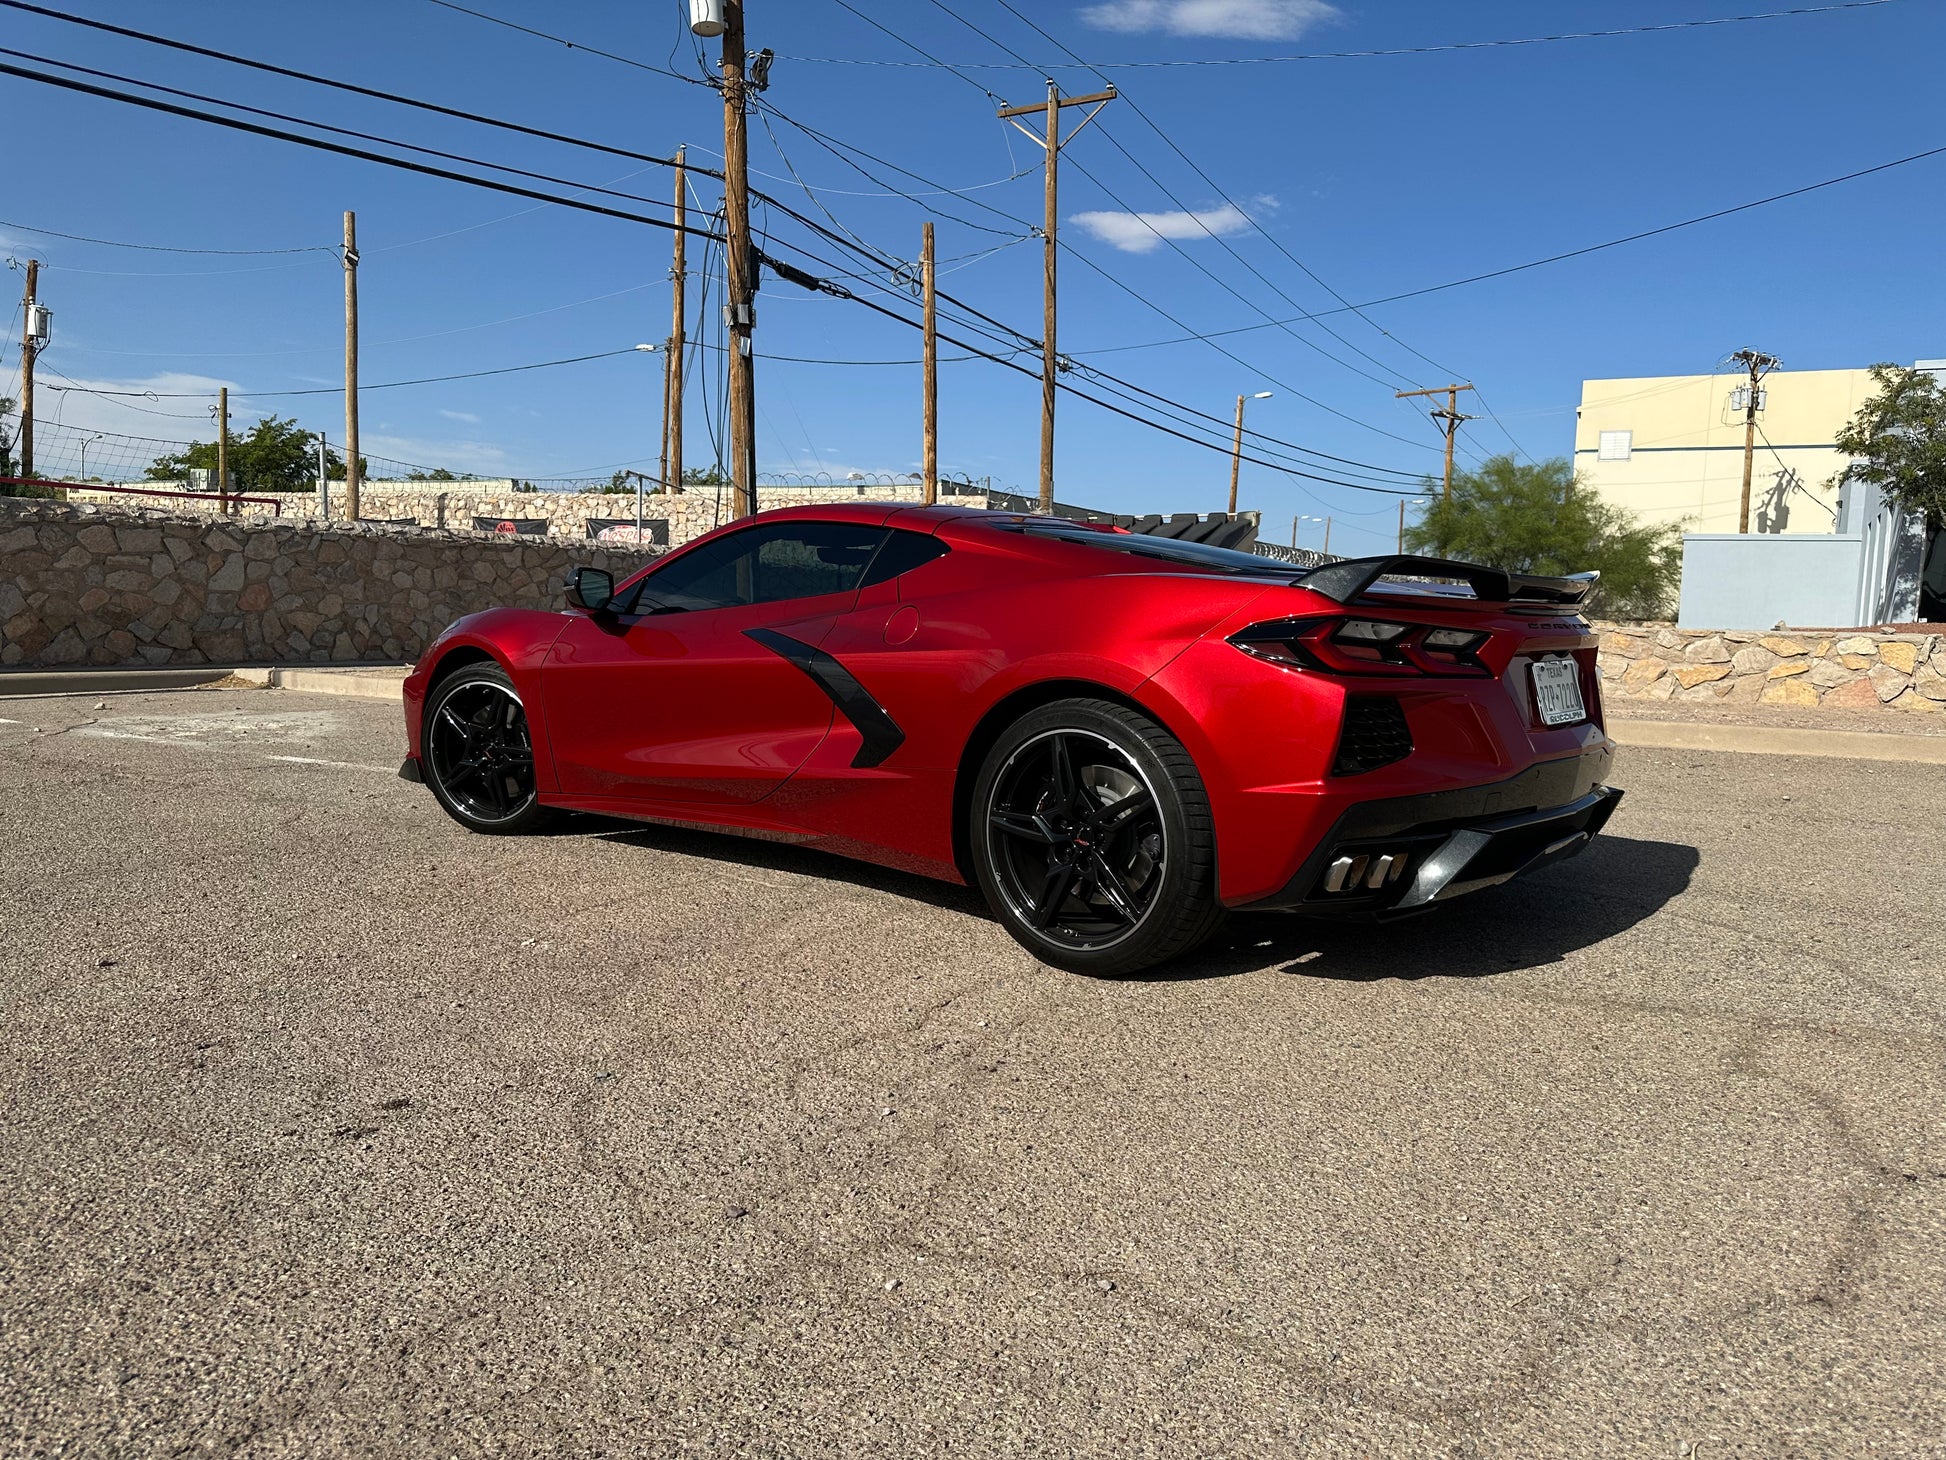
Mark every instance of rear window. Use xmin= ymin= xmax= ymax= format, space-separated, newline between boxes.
xmin=992 ymin=519 xmax=1291 ymax=577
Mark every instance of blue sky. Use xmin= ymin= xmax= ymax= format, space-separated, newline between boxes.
xmin=4 ymin=0 xmax=1941 ymax=555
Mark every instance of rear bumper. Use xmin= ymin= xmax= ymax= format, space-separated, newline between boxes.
xmin=1239 ymin=753 xmax=1622 ymax=916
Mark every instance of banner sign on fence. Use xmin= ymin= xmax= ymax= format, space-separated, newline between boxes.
xmin=586 ymin=518 xmax=669 ymax=546
xmin=357 ymin=516 xmax=420 ymax=528
xmin=473 ymin=517 xmax=550 ymax=535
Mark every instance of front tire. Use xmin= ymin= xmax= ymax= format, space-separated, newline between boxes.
xmin=970 ymin=698 xmax=1223 ymax=976
xmin=421 ymin=662 xmax=558 ymax=835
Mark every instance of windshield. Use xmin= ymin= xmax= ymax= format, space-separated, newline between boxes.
xmin=994 ymin=520 xmax=1294 ymax=577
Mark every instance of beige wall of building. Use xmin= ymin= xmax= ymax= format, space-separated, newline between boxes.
xmin=1574 ymin=366 xmax=1875 ymax=537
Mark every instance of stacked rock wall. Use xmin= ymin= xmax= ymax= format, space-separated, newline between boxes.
xmin=1596 ymin=626 xmax=1944 ymax=715
xmin=69 ymin=481 xmax=990 ymax=549
xmin=1 ymin=501 xmax=659 ymax=668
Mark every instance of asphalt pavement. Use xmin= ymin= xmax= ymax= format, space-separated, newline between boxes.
xmin=1 ymin=688 xmax=1942 ymax=1458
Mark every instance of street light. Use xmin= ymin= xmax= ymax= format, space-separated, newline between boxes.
xmin=79 ymin=432 xmax=104 ymax=482
xmin=1228 ymin=391 xmax=1273 ymax=516
xmin=1292 ymin=512 xmax=1325 ymax=549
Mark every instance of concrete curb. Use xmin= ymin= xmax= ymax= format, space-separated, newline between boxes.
xmin=270 ymin=667 xmax=409 ymax=701
xmin=1609 ymin=718 xmax=1946 ymax=765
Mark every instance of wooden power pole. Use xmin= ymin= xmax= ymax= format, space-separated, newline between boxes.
xmin=720 ymin=2 xmax=758 ymax=517
xmin=1396 ymin=383 xmax=1475 ymax=496
xmin=662 ymin=146 xmax=687 ymax=496
xmin=216 ymin=387 xmax=229 ymax=515
xmin=998 ymin=82 xmax=1116 ymax=512
xmin=921 ymin=221 xmax=938 ymax=505
xmin=18 ymin=259 xmax=39 ymax=480
xmin=342 ymin=210 xmax=361 ymax=522
xmin=1730 ymin=348 xmax=1780 ymax=534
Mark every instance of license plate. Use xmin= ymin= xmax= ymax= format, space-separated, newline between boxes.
xmin=1531 ymin=656 xmax=1587 ymax=727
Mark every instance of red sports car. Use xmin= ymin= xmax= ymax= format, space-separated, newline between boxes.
xmin=400 ymin=504 xmax=1620 ymax=975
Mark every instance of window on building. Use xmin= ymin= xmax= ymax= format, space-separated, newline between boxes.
xmin=1597 ymin=430 xmax=1633 ymax=462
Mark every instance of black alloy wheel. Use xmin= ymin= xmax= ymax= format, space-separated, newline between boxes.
xmin=972 ymin=699 xmax=1223 ymax=976
xmin=421 ymin=663 xmax=556 ymax=834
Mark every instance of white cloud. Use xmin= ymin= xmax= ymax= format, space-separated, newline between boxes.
xmin=438 ymin=408 xmax=481 ymax=425
xmin=1079 ymin=0 xmax=1340 ymax=40
xmin=1069 ymin=201 xmax=1256 ymax=254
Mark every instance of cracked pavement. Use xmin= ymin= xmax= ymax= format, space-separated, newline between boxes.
xmin=1 ymin=688 xmax=1942 ymax=1457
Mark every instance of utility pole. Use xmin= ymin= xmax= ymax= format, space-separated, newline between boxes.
xmin=1397 ymin=499 xmax=1405 ymax=553
xmin=662 ymin=145 xmax=687 ymax=496
xmin=1322 ymin=516 xmax=1332 ymax=556
xmin=18 ymin=259 xmax=39 ymax=480
xmin=1730 ymin=348 xmax=1780 ymax=534
xmin=998 ymin=81 xmax=1116 ymax=512
xmin=342 ymin=211 xmax=361 ymax=523
xmin=1227 ymin=391 xmax=1271 ymax=515
xmin=719 ymin=2 xmax=758 ymax=517
xmin=1396 ymin=383 xmax=1475 ymax=496
xmin=1229 ymin=397 xmax=1247 ymax=517
xmin=215 ymin=387 xmax=229 ymax=515
xmin=922 ymin=220 xmax=938 ymax=505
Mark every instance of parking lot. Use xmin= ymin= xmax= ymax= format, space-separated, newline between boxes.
xmin=2 ymin=687 xmax=1942 ymax=1457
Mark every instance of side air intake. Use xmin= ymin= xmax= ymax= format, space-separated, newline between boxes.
xmin=1332 ymin=696 xmax=1412 ymax=776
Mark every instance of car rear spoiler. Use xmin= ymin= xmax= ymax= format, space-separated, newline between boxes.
xmin=1295 ymin=555 xmax=1599 ymax=606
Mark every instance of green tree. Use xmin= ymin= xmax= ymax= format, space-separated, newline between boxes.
xmin=1404 ymin=454 xmax=1683 ymax=620
xmin=1830 ymin=363 xmax=1946 ymax=529
xmin=146 ymin=416 xmax=358 ymax=493
xmin=406 ymin=466 xmax=461 ymax=482
xmin=682 ymin=465 xmax=729 ymax=488
xmin=0 ymin=396 xmax=54 ymax=497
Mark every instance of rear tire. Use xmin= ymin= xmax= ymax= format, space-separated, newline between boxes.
xmin=970 ymin=698 xmax=1223 ymax=977
xmin=421 ymin=662 xmax=559 ymax=835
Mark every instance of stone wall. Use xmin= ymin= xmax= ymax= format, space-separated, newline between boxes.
xmin=70 ymin=480 xmax=992 ymax=550
xmin=0 ymin=500 xmax=660 ymax=669
xmin=1596 ymin=625 xmax=1945 ymax=715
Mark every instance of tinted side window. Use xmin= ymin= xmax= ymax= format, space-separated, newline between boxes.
xmin=632 ymin=522 xmax=889 ymax=611
xmin=859 ymin=530 xmax=949 ymax=588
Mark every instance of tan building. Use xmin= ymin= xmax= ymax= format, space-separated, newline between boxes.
xmin=1574 ymin=365 xmax=1884 ymax=536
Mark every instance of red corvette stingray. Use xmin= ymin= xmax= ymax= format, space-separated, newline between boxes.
xmin=400 ymin=503 xmax=1620 ymax=975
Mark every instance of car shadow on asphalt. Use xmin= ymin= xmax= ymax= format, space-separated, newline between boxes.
xmin=560 ymin=815 xmax=1697 ymax=988
xmin=1168 ymin=835 xmax=1701 ymax=986
xmin=562 ymin=815 xmax=991 ymax=916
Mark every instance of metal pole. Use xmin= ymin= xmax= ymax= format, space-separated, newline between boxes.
xmin=343 ymin=211 xmax=362 ymax=522
xmin=217 ymin=386 xmax=229 ymax=516
xmin=665 ymin=145 xmax=687 ymax=497
xmin=317 ymin=434 xmax=329 ymax=519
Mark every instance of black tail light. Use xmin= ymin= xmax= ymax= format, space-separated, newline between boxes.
xmin=1332 ymin=696 xmax=1413 ymax=776
xmin=1229 ymin=616 xmax=1491 ymax=677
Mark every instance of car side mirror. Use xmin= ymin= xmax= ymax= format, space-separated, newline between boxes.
xmin=564 ymin=566 xmax=616 ymax=613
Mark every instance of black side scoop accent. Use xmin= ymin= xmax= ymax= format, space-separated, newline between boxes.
xmin=744 ymin=628 xmax=905 ymax=769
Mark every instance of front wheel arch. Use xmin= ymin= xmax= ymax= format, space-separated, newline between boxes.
xmin=951 ymin=679 xmax=1195 ymax=886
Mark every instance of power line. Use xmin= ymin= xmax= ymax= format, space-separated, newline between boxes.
xmin=41 ymin=347 xmax=651 ymax=400
xmin=0 ymin=60 xmax=721 ymax=241
xmin=0 ymin=216 xmax=331 ymax=256
xmin=981 ymin=0 xmax=1456 ymax=386
xmin=784 ymin=8 xmax=1440 ymax=453
xmin=7 ymin=43 xmax=1429 ymax=494
xmin=785 ymin=2 xmax=1900 ymax=69
xmin=1079 ymin=136 xmax=1946 ymax=355
xmin=419 ymin=0 xmax=703 ymax=83
xmin=0 ymin=4 xmax=705 ymax=180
